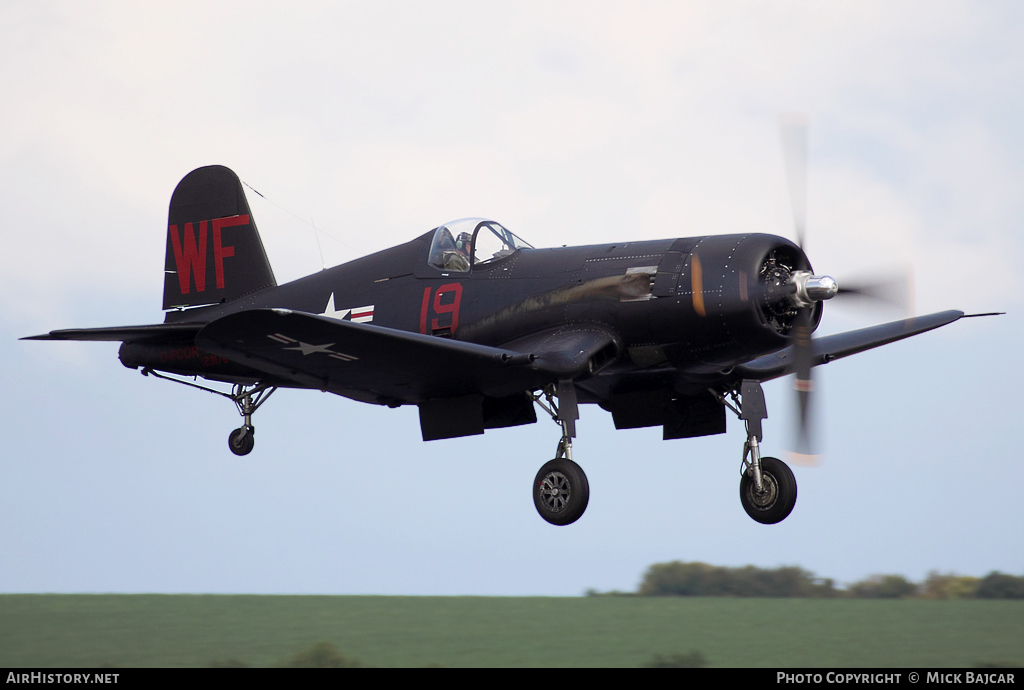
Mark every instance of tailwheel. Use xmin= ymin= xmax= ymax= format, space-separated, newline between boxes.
xmin=228 ymin=426 xmax=255 ymax=456
xmin=136 ymin=370 xmax=276 ymax=457
xmin=533 ymin=458 xmax=590 ymax=526
xmin=226 ymin=382 xmax=274 ymax=457
xmin=739 ymin=455 xmax=797 ymax=524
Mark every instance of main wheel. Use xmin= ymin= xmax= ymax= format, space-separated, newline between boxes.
xmin=228 ymin=427 xmax=255 ymax=456
xmin=739 ymin=455 xmax=797 ymax=524
xmin=533 ymin=458 xmax=590 ymax=526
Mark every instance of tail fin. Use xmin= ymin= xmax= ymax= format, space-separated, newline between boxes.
xmin=162 ymin=165 xmax=276 ymax=310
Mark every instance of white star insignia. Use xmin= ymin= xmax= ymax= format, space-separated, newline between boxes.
xmin=283 ymin=341 xmax=337 ymax=356
xmin=320 ymin=293 xmax=351 ymax=321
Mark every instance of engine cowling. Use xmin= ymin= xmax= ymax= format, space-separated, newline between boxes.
xmin=654 ymin=233 xmax=826 ymax=372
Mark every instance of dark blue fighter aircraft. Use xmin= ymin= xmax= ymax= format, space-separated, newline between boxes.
xmin=26 ymin=163 xmax=993 ymax=526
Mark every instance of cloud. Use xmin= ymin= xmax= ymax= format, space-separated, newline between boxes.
xmin=2 ymin=0 xmax=1021 ymax=323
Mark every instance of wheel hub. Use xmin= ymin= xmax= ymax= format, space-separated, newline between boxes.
xmin=539 ymin=471 xmax=571 ymax=512
xmin=746 ymin=472 xmax=778 ymax=510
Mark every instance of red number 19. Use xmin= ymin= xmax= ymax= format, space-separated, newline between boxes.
xmin=419 ymin=283 xmax=463 ymax=334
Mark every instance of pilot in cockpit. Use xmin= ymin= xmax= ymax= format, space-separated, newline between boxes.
xmin=455 ymin=232 xmax=472 ymax=259
xmin=428 ymin=219 xmax=533 ymax=273
xmin=442 ymin=232 xmax=472 ymax=272
xmin=428 ymin=227 xmax=469 ymax=272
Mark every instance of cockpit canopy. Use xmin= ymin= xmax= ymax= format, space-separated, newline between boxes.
xmin=427 ymin=218 xmax=533 ymax=273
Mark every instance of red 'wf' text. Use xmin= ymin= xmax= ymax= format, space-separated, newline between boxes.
xmin=168 ymin=215 xmax=249 ymax=294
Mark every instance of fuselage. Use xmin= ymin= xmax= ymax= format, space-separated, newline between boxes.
xmin=127 ymin=227 xmax=816 ymax=404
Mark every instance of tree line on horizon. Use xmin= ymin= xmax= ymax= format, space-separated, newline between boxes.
xmin=586 ymin=561 xmax=1024 ymax=599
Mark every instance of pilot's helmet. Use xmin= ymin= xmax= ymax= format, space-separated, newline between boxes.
xmin=456 ymin=232 xmax=473 ymax=254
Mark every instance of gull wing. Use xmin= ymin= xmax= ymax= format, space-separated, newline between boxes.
xmin=195 ymin=309 xmax=560 ymax=405
xmin=735 ymin=310 xmax=966 ymax=381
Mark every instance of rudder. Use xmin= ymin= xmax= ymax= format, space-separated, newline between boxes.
xmin=163 ymin=165 xmax=276 ymax=310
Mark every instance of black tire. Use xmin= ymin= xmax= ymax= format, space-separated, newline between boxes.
xmin=228 ymin=427 xmax=255 ymax=456
xmin=739 ymin=456 xmax=797 ymax=524
xmin=533 ymin=458 xmax=590 ymax=526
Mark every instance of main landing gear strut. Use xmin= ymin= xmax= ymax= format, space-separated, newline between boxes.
xmin=531 ymin=381 xmax=589 ymax=526
xmin=140 ymin=369 xmax=276 ymax=457
xmin=528 ymin=378 xmax=797 ymax=527
xmin=715 ymin=380 xmax=798 ymax=524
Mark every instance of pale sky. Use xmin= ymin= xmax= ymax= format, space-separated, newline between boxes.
xmin=1 ymin=1 xmax=1021 ymax=594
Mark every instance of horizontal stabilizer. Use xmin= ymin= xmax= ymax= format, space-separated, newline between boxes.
xmin=195 ymin=309 xmax=556 ymax=405
xmin=21 ymin=323 xmax=203 ymax=343
xmin=735 ymin=310 xmax=966 ymax=381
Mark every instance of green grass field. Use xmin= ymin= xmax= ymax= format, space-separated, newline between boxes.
xmin=0 ymin=595 xmax=1021 ymax=668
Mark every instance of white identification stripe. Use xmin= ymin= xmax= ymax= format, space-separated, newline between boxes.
xmin=329 ymin=353 xmax=358 ymax=362
xmin=350 ymin=305 xmax=374 ymax=323
xmin=268 ymin=333 xmax=296 ymax=344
